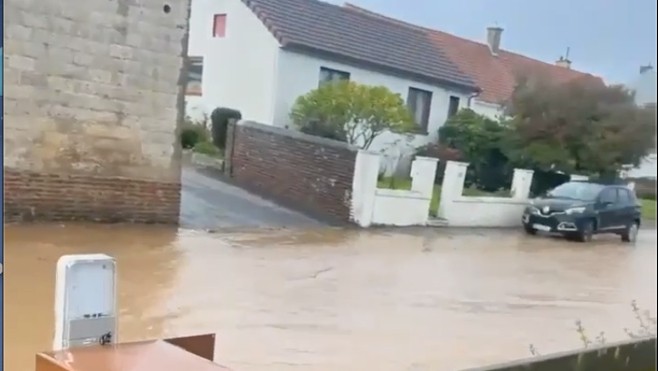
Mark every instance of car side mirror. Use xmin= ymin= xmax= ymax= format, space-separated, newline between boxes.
xmin=597 ymin=200 xmax=612 ymax=208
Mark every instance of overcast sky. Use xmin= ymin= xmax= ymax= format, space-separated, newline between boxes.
xmin=326 ymin=0 xmax=657 ymax=84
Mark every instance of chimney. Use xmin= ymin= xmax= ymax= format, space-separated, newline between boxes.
xmin=486 ymin=26 xmax=503 ymax=56
xmin=555 ymin=56 xmax=572 ymax=69
xmin=640 ymin=64 xmax=653 ymax=74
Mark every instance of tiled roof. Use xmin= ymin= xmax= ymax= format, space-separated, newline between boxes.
xmin=241 ymin=0 xmax=479 ymax=91
xmin=343 ymin=3 xmax=605 ymax=105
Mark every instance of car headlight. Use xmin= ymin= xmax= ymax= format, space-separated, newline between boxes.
xmin=565 ymin=207 xmax=586 ymax=215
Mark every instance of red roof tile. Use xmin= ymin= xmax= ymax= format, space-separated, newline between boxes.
xmin=242 ymin=0 xmax=478 ymax=90
xmin=344 ymin=3 xmax=605 ymax=105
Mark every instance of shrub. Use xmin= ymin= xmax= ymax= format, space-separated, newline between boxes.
xmin=438 ymin=109 xmax=512 ymax=191
xmin=210 ymin=107 xmax=242 ymax=149
xmin=290 ymin=81 xmax=415 ymax=148
xmin=180 ymin=118 xmax=209 ymax=149
xmin=414 ymin=144 xmax=463 ymax=184
xmin=193 ymin=141 xmax=222 ymax=157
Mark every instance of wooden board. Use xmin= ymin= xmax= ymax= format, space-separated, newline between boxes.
xmin=36 ymin=337 xmax=231 ymax=371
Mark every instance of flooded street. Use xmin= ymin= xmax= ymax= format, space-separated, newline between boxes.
xmin=5 ymin=224 xmax=657 ymax=371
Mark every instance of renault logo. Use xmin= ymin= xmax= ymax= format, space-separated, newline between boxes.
xmin=542 ymin=206 xmax=550 ymax=214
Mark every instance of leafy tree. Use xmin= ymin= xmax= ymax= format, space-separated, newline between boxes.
xmin=290 ymin=81 xmax=415 ymax=149
xmin=504 ymin=78 xmax=656 ymax=176
xmin=438 ymin=109 xmax=512 ymax=191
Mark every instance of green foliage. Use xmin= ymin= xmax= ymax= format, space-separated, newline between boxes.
xmin=290 ymin=81 xmax=415 ymax=148
xmin=193 ymin=141 xmax=222 ymax=157
xmin=438 ymin=109 xmax=513 ymax=191
xmin=505 ymin=78 xmax=656 ymax=176
xmin=210 ymin=107 xmax=242 ymax=149
xmin=180 ymin=117 xmax=210 ymax=149
xmin=414 ymin=143 xmax=463 ymax=184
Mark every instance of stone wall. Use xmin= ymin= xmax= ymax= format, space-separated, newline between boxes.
xmin=3 ymin=0 xmax=191 ymax=223
xmin=226 ymin=121 xmax=357 ymax=223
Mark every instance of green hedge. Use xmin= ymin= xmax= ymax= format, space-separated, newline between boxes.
xmin=210 ymin=107 xmax=242 ymax=149
xmin=180 ymin=122 xmax=209 ymax=149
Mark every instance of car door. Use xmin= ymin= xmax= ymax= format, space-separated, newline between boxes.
xmin=617 ymin=188 xmax=639 ymax=225
xmin=596 ymin=188 xmax=620 ymax=230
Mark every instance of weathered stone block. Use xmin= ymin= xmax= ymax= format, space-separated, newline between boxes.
xmin=4 ymin=0 xmax=191 ymax=224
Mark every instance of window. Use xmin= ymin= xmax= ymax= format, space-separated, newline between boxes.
xmin=598 ymin=188 xmax=618 ymax=204
xmin=407 ymin=87 xmax=433 ymax=132
xmin=448 ymin=96 xmax=460 ymax=118
xmin=547 ymin=182 xmax=604 ymax=201
xmin=318 ymin=67 xmax=350 ymax=86
xmin=213 ymin=14 xmax=227 ymax=38
xmin=186 ymin=56 xmax=203 ymax=96
xmin=618 ymin=188 xmax=636 ymax=205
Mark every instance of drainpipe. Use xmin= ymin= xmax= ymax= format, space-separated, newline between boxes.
xmin=467 ymin=91 xmax=481 ymax=108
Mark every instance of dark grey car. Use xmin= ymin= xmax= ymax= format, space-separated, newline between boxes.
xmin=521 ymin=182 xmax=641 ymax=243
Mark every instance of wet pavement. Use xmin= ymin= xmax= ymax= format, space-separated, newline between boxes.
xmin=5 ymin=224 xmax=657 ymax=371
xmin=180 ymin=166 xmax=322 ymax=230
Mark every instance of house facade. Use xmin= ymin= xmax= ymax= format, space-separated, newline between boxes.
xmin=625 ymin=65 xmax=657 ymax=179
xmin=186 ymin=0 xmax=605 ymax=169
xmin=185 ymin=0 xmax=479 ymax=154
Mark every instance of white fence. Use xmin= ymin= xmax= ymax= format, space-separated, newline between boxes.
xmin=437 ymin=161 xmax=534 ymax=227
xmin=351 ymin=150 xmax=438 ymax=227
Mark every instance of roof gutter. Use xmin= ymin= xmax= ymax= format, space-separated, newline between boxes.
xmin=284 ymin=44 xmax=480 ymax=92
xmin=467 ymin=91 xmax=481 ymax=108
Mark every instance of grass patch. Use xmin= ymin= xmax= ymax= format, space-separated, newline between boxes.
xmin=193 ymin=141 xmax=223 ymax=158
xmin=641 ymin=199 xmax=656 ymax=220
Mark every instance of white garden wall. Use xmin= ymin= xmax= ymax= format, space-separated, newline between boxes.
xmin=438 ymin=161 xmax=535 ymax=227
xmin=351 ymin=151 xmax=438 ymax=227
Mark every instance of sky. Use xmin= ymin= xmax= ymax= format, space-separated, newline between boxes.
xmin=326 ymin=0 xmax=657 ymax=84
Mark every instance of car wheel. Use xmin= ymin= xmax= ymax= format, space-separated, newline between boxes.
xmin=575 ymin=220 xmax=594 ymax=243
xmin=621 ymin=222 xmax=639 ymax=243
xmin=524 ymin=226 xmax=537 ymax=235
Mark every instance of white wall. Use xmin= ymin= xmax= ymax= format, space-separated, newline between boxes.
xmin=185 ymin=95 xmax=205 ymax=121
xmin=351 ymin=151 xmax=439 ymax=227
xmin=471 ymin=99 xmax=504 ymax=120
xmin=438 ymin=161 xmax=534 ymax=227
xmin=273 ymin=50 xmax=472 ymax=144
xmin=187 ymin=0 xmax=280 ymax=123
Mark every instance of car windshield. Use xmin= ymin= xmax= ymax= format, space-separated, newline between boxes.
xmin=545 ymin=182 xmax=604 ymax=201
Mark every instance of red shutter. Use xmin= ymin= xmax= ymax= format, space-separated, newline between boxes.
xmin=213 ymin=14 xmax=227 ymax=37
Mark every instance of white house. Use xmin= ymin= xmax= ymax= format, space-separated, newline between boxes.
xmin=185 ymin=0 xmax=481 ymax=156
xmin=185 ymin=0 xmax=613 ymax=174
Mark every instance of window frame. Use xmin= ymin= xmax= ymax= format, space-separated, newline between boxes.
xmin=318 ymin=67 xmax=351 ymax=87
xmin=186 ymin=56 xmax=203 ymax=96
xmin=212 ymin=14 xmax=227 ymax=38
xmin=597 ymin=188 xmax=619 ymax=204
xmin=448 ymin=95 xmax=460 ymax=118
xmin=406 ymin=87 xmax=433 ymax=133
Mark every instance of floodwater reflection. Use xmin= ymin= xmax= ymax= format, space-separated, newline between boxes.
xmin=5 ymin=224 xmax=657 ymax=371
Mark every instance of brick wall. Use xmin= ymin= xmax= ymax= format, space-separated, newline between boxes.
xmin=4 ymin=169 xmax=180 ymax=223
xmin=227 ymin=121 xmax=357 ymax=223
xmin=4 ymin=0 xmax=191 ymax=223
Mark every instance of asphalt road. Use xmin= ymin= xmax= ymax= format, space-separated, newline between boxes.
xmin=179 ymin=166 xmax=322 ymax=230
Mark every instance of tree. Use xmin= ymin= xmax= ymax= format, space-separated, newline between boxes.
xmin=290 ymin=81 xmax=415 ymax=149
xmin=438 ymin=109 xmax=512 ymax=191
xmin=504 ymin=78 xmax=656 ymax=176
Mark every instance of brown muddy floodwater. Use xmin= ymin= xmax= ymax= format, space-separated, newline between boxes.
xmin=5 ymin=224 xmax=657 ymax=371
